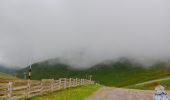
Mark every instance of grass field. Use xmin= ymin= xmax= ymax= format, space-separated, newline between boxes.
xmin=0 ymin=72 xmax=18 ymax=81
xmin=128 ymin=79 xmax=170 ymax=90
xmin=30 ymin=84 xmax=101 ymax=100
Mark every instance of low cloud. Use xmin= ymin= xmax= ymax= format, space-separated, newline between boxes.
xmin=0 ymin=0 xmax=170 ymax=68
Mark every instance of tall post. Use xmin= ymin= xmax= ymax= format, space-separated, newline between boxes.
xmin=28 ymin=64 xmax=32 ymax=80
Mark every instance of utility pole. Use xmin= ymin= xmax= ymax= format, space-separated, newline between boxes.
xmin=28 ymin=64 xmax=32 ymax=80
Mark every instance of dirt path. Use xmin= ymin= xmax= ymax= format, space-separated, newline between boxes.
xmin=86 ymin=87 xmax=170 ymax=100
xmin=135 ymin=77 xmax=170 ymax=86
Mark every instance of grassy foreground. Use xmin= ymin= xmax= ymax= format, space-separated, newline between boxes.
xmin=30 ymin=84 xmax=101 ymax=100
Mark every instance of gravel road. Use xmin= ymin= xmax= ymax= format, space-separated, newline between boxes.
xmin=86 ymin=87 xmax=170 ymax=100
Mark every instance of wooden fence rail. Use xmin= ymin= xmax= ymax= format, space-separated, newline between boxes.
xmin=0 ymin=78 xmax=94 ymax=100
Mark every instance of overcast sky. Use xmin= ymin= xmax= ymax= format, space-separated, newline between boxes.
xmin=0 ymin=0 xmax=170 ymax=68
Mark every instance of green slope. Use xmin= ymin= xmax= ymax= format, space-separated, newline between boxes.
xmin=0 ymin=72 xmax=18 ymax=82
xmin=129 ymin=78 xmax=170 ymax=90
xmin=17 ymin=59 xmax=170 ymax=87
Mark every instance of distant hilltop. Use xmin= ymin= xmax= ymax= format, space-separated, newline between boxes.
xmin=16 ymin=58 xmax=170 ymax=87
xmin=0 ymin=65 xmax=19 ymax=73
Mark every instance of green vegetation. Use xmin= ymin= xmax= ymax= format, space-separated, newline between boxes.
xmin=17 ymin=58 xmax=170 ymax=87
xmin=0 ymin=72 xmax=18 ymax=81
xmin=129 ymin=79 xmax=170 ymax=90
xmin=30 ymin=85 xmax=101 ymax=100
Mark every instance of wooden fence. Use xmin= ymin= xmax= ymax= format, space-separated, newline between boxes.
xmin=0 ymin=78 xmax=94 ymax=100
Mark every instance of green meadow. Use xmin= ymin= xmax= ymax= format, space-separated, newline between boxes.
xmin=0 ymin=72 xmax=18 ymax=81
xmin=17 ymin=59 xmax=170 ymax=87
xmin=129 ymin=78 xmax=170 ymax=90
xmin=30 ymin=85 xmax=101 ymax=100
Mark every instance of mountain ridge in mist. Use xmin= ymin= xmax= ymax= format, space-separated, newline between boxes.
xmin=17 ymin=57 xmax=170 ymax=86
xmin=0 ymin=65 xmax=19 ymax=73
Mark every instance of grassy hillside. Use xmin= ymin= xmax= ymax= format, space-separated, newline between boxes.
xmin=0 ymin=72 xmax=18 ymax=82
xmin=129 ymin=78 xmax=170 ymax=90
xmin=17 ymin=58 xmax=170 ymax=87
xmin=30 ymin=85 xmax=101 ymax=100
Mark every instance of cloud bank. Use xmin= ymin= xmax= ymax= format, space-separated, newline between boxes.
xmin=0 ymin=0 xmax=170 ymax=68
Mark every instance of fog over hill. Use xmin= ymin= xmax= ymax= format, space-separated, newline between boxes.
xmin=0 ymin=0 xmax=170 ymax=68
xmin=17 ymin=58 xmax=170 ymax=86
xmin=0 ymin=65 xmax=19 ymax=73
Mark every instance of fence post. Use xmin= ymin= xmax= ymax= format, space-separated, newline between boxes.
xmin=59 ymin=78 xmax=61 ymax=90
xmin=73 ymin=79 xmax=75 ymax=87
xmin=85 ymin=79 xmax=87 ymax=85
xmin=76 ymin=78 xmax=78 ymax=86
xmin=64 ymin=78 xmax=66 ymax=89
xmin=69 ymin=78 xmax=71 ymax=88
xmin=77 ymin=78 xmax=79 ymax=86
xmin=82 ymin=79 xmax=84 ymax=85
xmin=7 ymin=82 xmax=12 ymax=100
xmin=78 ymin=79 xmax=80 ymax=86
xmin=27 ymin=80 xmax=31 ymax=98
xmin=81 ymin=79 xmax=83 ymax=85
xmin=83 ymin=79 xmax=84 ymax=85
xmin=51 ymin=79 xmax=54 ymax=92
xmin=40 ymin=80 xmax=43 ymax=95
